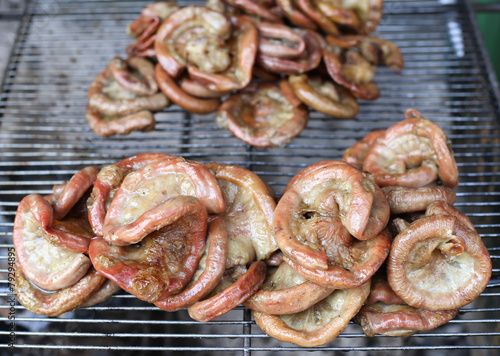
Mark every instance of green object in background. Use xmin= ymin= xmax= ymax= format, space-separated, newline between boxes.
xmin=475 ymin=0 xmax=500 ymax=83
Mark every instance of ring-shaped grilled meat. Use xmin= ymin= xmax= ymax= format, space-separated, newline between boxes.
xmin=363 ymin=109 xmax=459 ymax=188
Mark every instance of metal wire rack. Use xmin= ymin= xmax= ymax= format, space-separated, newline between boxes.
xmin=0 ymin=0 xmax=499 ymax=354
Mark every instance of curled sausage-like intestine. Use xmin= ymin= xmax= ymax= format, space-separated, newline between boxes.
xmin=88 ymin=56 xmax=168 ymax=117
xmin=253 ymin=281 xmax=370 ymax=347
xmin=126 ymin=2 xmax=180 ymax=57
xmin=14 ymin=264 xmax=107 ymax=317
xmin=295 ymin=0 xmax=339 ymax=35
xmin=382 ymin=185 xmax=456 ymax=215
xmin=102 ymin=157 xmax=225 ymax=245
xmin=13 ymin=194 xmax=92 ymax=291
xmin=244 ymin=260 xmax=333 ymax=315
xmin=276 ymin=0 xmax=318 ymax=30
xmin=425 ymin=200 xmax=476 ymax=232
xmin=363 ymin=109 xmax=459 ymax=188
xmin=85 ymin=108 xmax=155 ymax=137
xmin=87 ymin=153 xmax=175 ymax=236
xmin=355 ymin=35 xmax=404 ymax=72
xmin=323 ymin=39 xmax=380 ymax=100
xmin=52 ymin=166 xmax=100 ymax=220
xmin=215 ymin=82 xmax=309 ymax=147
xmin=206 ymin=162 xmax=278 ymax=267
xmin=288 ymin=74 xmax=359 ymax=118
xmin=223 ymin=0 xmax=283 ymax=22
xmin=355 ymin=272 xmax=459 ymax=337
xmin=387 ymin=214 xmax=491 ymax=311
xmin=257 ymin=22 xmax=306 ymax=58
xmin=155 ymin=216 xmax=228 ymax=311
xmin=186 ymin=15 xmax=258 ymax=91
xmin=156 ymin=64 xmax=221 ymax=114
xmin=89 ymin=196 xmax=208 ymax=303
xmin=257 ymin=29 xmax=323 ymax=75
xmin=154 ymin=6 xmax=232 ymax=78
xmin=187 ymin=261 xmax=267 ymax=322
xmin=274 ymin=161 xmax=391 ymax=288
xmin=178 ymin=75 xmax=230 ymax=98
xmin=342 ymin=129 xmax=385 ymax=170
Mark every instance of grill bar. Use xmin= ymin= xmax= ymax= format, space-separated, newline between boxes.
xmin=0 ymin=0 xmax=499 ymax=354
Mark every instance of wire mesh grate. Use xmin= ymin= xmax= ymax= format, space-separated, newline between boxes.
xmin=0 ymin=0 xmax=499 ymax=354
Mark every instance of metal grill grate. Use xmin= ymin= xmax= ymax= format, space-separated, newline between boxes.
xmin=0 ymin=0 xmax=499 ymax=354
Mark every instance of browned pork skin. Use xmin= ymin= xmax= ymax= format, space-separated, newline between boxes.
xmin=85 ymin=108 xmax=156 ymax=137
xmin=79 ymin=279 xmax=122 ymax=308
xmin=288 ymin=74 xmax=359 ymax=118
xmin=90 ymin=196 xmax=208 ymax=303
xmin=342 ymin=129 xmax=385 ymax=169
xmin=382 ymin=185 xmax=456 ymax=215
xmin=187 ymin=261 xmax=267 ymax=322
xmin=87 ymin=153 xmax=175 ymax=237
xmin=102 ymin=157 xmax=225 ymax=245
xmin=155 ymin=216 xmax=228 ymax=311
xmin=387 ymin=214 xmax=491 ymax=311
xmin=14 ymin=264 xmax=107 ymax=317
xmin=253 ymin=281 xmax=370 ymax=347
xmin=215 ymin=82 xmax=309 ymax=148
xmin=363 ymin=109 xmax=459 ymax=188
xmin=244 ymin=260 xmax=333 ymax=315
xmin=155 ymin=64 xmax=221 ymax=114
xmin=14 ymin=194 xmax=92 ymax=291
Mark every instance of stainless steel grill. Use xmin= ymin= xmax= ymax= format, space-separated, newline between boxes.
xmin=1 ymin=0 xmax=499 ymax=354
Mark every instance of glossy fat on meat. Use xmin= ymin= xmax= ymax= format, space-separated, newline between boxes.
xmin=253 ymin=280 xmax=370 ymax=347
xmin=79 ymin=279 xmax=122 ymax=308
xmin=276 ymin=0 xmax=319 ymax=30
xmin=223 ymin=0 xmax=283 ymax=22
xmin=206 ymin=162 xmax=278 ymax=267
xmin=102 ymin=157 xmax=225 ymax=245
xmin=85 ymin=108 xmax=156 ymax=137
xmin=13 ymin=194 xmax=91 ymax=291
xmin=387 ymin=214 xmax=491 ymax=311
xmin=382 ymin=185 xmax=456 ymax=215
xmin=90 ymin=196 xmax=208 ymax=303
xmin=244 ymin=260 xmax=333 ymax=315
xmin=14 ymin=265 xmax=107 ymax=317
xmin=363 ymin=109 xmax=459 ymax=188
xmin=425 ymin=200 xmax=476 ymax=232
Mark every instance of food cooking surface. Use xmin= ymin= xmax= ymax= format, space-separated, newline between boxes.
xmin=0 ymin=0 xmax=499 ymax=354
